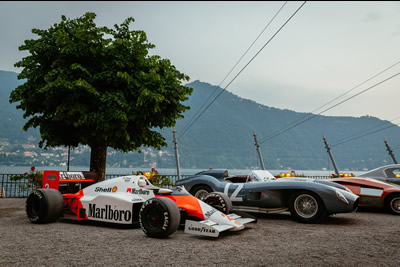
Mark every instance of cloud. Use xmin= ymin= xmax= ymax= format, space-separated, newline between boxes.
xmin=362 ymin=12 xmax=381 ymax=22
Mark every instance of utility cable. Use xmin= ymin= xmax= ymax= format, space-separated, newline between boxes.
xmin=259 ymin=72 xmax=400 ymax=145
xmin=331 ymin=123 xmax=400 ymax=147
xmin=177 ymin=1 xmax=307 ymax=140
xmin=390 ymin=145 xmax=400 ymax=151
xmin=258 ymin=60 xmax=400 ymax=144
xmin=177 ymin=1 xmax=289 ymax=140
xmin=331 ymin=115 xmax=400 ymax=145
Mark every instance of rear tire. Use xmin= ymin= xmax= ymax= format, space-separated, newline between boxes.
xmin=384 ymin=194 xmax=400 ymax=215
xmin=26 ymin=189 xmax=63 ymax=223
xmin=289 ymin=191 xmax=327 ymax=223
xmin=202 ymin=192 xmax=232 ymax=214
xmin=139 ymin=197 xmax=180 ymax=238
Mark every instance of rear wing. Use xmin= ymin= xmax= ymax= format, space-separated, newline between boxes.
xmin=43 ymin=171 xmax=98 ymax=192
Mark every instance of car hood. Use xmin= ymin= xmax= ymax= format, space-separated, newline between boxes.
xmin=277 ymin=177 xmax=350 ymax=191
xmin=329 ymin=177 xmax=400 ymax=189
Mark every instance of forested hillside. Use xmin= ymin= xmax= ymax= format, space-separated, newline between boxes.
xmin=1 ymin=70 xmax=399 ymax=171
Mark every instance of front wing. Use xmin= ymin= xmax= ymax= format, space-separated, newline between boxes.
xmin=184 ymin=213 xmax=255 ymax=237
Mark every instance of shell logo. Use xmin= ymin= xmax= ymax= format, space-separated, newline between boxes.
xmin=112 ymin=186 xmax=118 ymax=193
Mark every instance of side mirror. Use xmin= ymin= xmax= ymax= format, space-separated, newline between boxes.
xmin=138 ymin=179 xmax=146 ymax=187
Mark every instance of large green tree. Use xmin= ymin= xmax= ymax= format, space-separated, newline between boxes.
xmin=10 ymin=12 xmax=192 ymax=180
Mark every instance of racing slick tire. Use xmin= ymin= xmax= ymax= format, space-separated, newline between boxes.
xmin=191 ymin=185 xmax=212 ymax=200
xmin=384 ymin=194 xmax=400 ymax=215
xmin=139 ymin=197 xmax=181 ymax=238
xmin=202 ymin=192 xmax=232 ymax=214
xmin=288 ymin=191 xmax=327 ymax=223
xmin=26 ymin=189 xmax=64 ymax=224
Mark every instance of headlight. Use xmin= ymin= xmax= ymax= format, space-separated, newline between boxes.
xmin=342 ymin=187 xmax=352 ymax=193
xmin=336 ymin=190 xmax=349 ymax=204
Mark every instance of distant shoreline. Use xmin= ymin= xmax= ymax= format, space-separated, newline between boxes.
xmin=0 ymin=165 xmax=364 ymax=176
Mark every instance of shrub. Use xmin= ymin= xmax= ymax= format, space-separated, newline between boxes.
xmin=134 ymin=168 xmax=174 ymax=187
xmin=10 ymin=166 xmax=43 ymax=190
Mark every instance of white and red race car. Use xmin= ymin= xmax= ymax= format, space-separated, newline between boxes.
xmin=26 ymin=171 xmax=255 ymax=238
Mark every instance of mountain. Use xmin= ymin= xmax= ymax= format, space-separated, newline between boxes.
xmin=166 ymin=80 xmax=400 ymax=171
xmin=0 ymin=71 xmax=39 ymax=142
xmin=1 ymin=70 xmax=399 ymax=171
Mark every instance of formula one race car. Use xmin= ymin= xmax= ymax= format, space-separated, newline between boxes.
xmin=25 ymin=171 xmax=255 ymax=238
xmin=176 ymin=169 xmax=359 ymax=223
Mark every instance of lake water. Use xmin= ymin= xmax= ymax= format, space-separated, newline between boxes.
xmin=0 ymin=165 xmax=365 ymax=177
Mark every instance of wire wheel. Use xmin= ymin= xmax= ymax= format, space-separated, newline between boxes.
xmin=293 ymin=194 xmax=318 ymax=219
xmin=192 ymin=185 xmax=212 ymax=200
xmin=386 ymin=194 xmax=400 ymax=214
xmin=194 ymin=189 xmax=210 ymax=200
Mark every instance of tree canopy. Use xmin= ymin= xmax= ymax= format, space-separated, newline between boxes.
xmin=9 ymin=12 xmax=193 ymax=179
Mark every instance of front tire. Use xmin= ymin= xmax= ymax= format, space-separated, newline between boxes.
xmin=385 ymin=194 xmax=400 ymax=215
xmin=202 ymin=192 xmax=232 ymax=214
xmin=26 ymin=189 xmax=63 ymax=223
xmin=288 ymin=191 xmax=327 ymax=223
xmin=191 ymin=185 xmax=212 ymax=200
xmin=139 ymin=197 xmax=181 ymax=238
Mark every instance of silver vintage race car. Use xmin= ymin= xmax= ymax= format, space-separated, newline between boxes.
xmin=175 ymin=169 xmax=359 ymax=223
xmin=356 ymin=164 xmax=400 ymax=185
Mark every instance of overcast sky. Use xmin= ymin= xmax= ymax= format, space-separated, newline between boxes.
xmin=1 ymin=1 xmax=400 ymax=122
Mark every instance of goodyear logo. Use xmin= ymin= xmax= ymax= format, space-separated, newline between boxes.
xmin=187 ymin=227 xmax=216 ymax=234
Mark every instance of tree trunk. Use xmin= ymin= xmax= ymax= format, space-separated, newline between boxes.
xmin=90 ymin=143 xmax=107 ymax=181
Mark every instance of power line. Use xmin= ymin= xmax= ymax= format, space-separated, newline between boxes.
xmin=259 ymin=72 xmax=400 ymax=145
xmin=177 ymin=1 xmax=289 ymax=140
xmin=177 ymin=1 xmax=307 ymax=140
xmin=257 ymin=60 xmax=400 ymax=144
xmin=331 ymin=123 xmax=400 ymax=147
xmin=391 ymin=145 xmax=400 ymax=151
xmin=331 ymin=115 xmax=400 ymax=145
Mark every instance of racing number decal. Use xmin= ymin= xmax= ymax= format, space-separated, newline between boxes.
xmin=224 ymin=183 xmax=244 ymax=202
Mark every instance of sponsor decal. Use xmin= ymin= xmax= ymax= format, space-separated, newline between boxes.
xmin=112 ymin=186 xmax=118 ymax=193
xmin=126 ymin=188 xmax=150 ymax=195
xmin=162 ymin=212 xmax=169 ymax=230
xmin=221 ymin=213 xmax=234 ymax=221
xmin=95 ymin=187 xmax=112 ymax=193
xmin=131 ymin=198 xmax=143 ymax=202
xmin=60 ymin=172 xmax=85 ymax=180
xmin=88 ymin=204 xmax=132 ymax=222
xmin=123 ymin=177 xmax=131 ymax=182
xmin=48 ymin=174 xmax=57 ymax=181
xmin=204 ymin=209 xmax=216 ymax=218
xmin=33 ymin=191 xmax=43 ymax=199
xmin=224 ymin=183 xmax=244 ymax=202
xmin=29 ymin=216 xmax=40 ymax=223
xmin=187 ymin=226 xmax=216 ymax=234
xmin=360 ymin=187 xmax=383 ymax=197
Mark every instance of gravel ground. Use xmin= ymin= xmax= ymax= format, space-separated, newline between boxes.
xmin=0 ymin=198 xmax=399 ymax=266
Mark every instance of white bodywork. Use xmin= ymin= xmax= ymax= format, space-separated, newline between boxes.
xmin=249 ymin=170 xmax=276 ymax=181
xmin=76 ymin=175 xmax=254 ymax=236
